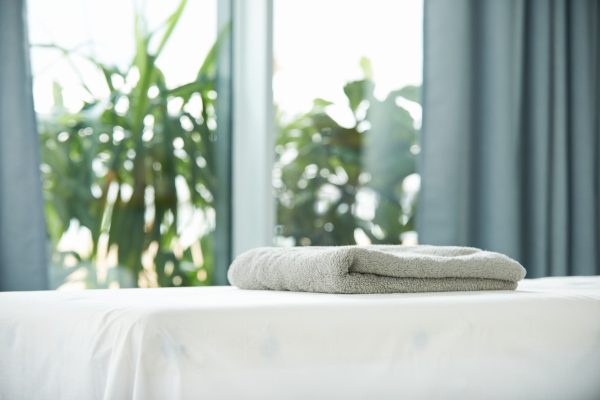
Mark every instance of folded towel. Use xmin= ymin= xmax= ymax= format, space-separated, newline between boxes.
xmin=228 ymin=245 xmax=526 ymax=294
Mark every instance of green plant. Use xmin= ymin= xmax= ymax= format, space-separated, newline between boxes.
xmin=37 ymin=0 xmax=225 ymax=287
xmin=274 ymin=58 xmax=420 ymax=246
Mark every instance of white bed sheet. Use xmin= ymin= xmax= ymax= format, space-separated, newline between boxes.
xmin=1 ymin=277 xmax=599 ymax=400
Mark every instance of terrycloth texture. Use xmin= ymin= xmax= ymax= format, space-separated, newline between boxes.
xmin=228 ymin=245 xmax=527 ymax=294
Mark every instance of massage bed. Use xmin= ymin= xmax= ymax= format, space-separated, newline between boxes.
xmin=1 ymin=276 xmax=599 ymax=399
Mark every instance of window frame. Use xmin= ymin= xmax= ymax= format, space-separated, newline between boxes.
xmin=230 ymin=0 xmax=275 ymax=261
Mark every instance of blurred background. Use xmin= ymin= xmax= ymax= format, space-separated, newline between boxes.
xmin=1 ymin=0 xmax=597 ymax=291
xmin=27 ymin=0 xmax=423 ymax=289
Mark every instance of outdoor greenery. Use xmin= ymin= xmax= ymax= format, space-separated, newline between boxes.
xmin=38 ymin=0 xmax=222 ymax=288
xmin=36 ymin=1 xmax=420 ymax=288
xmin=274 ymin=58 xmax=420 ymax=246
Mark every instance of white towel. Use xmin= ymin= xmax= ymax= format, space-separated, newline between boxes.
xmin=228 ymin=245 xmax=526 ymax=294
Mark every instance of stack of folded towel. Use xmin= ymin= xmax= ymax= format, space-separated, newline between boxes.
xmin=227 ymin=245 xmax=526 ymax=294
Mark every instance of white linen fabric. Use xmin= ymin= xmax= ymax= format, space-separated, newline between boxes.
xmin=1 ymin=277 xmax=599 ymax=400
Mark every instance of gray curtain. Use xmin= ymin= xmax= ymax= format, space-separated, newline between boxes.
xmin=419 ymin=0 xmax=599 ymax=277
xmin=0 ymin=0 xmax=48 ymax=290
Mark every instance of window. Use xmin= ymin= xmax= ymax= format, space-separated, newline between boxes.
xmin=29 ymin=0 xmax=231 ymax=289
xmin=273 ymin=0 xmax=423 ymax=246
xmin=28 ymin=0 xmax=423 ymax=289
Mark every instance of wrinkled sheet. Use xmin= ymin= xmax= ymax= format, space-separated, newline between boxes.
xmin=1 ymin=277 xmax=599 ymax=400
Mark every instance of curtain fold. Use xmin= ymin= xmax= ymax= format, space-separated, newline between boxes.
xmin=0 ymin=0 xmax=48 ymax=290
xmin=419 ymin=0 xmax=599 ymax=277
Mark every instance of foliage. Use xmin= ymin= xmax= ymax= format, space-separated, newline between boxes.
xmin=274 ymin=58 xmax=420 ymax=246
xmin=37 ymin=0 xmax=223 ymax=287
xmin=36 ymin=0 xmax=419 ymax=287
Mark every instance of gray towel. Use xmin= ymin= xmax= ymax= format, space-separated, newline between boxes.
xmin=227 ymin=245 xmax=526 ymax=294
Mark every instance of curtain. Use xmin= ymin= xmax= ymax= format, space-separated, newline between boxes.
xmin=0 ymin=0 xmax=48 ymax=290
xmin=419 ymin=0 xmax=599 ymax=277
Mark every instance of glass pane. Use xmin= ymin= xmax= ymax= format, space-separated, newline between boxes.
xmin=273 ymin=0 xmax=423 ymax=246
xmin=28 ymin=0 xmax=230 ymax=289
